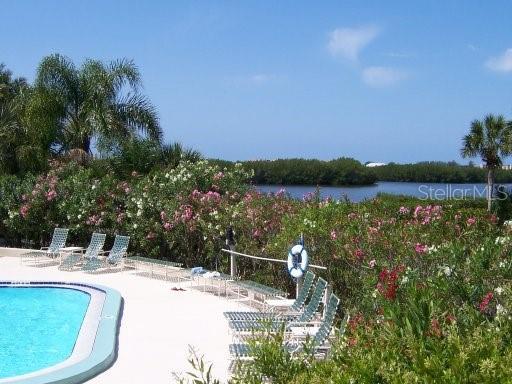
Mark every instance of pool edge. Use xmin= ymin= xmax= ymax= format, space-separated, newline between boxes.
xmin=0 ymin=282 xmax=122 ymax=384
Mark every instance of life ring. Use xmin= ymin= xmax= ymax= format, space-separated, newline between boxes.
xmin=287 ymin=244 xmax=309 ymax=278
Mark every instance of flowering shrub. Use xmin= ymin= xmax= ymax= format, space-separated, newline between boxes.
xmin=2 ymin=163 xmax=512 ymax=382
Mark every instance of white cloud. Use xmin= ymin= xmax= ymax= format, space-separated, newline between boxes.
xmin=361 ymin=66 xmax=407 ymax=87
xmin=486 ymin=49 xmax=512 ymax=72
xmin=327 ymin=26 xmax=379 ymax=61
xmin=248 ymin=74 xmax=273 ymax=85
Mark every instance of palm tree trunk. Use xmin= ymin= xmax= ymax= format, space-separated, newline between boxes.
xmin=487 ymin=168 xmax=494 ymax=211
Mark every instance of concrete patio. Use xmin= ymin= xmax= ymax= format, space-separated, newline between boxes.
xmin=0 ymin=253 xmax=248 ymax=383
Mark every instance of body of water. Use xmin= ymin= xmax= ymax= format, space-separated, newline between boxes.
xmin=256 ymin=182 xmax=510 ymax=202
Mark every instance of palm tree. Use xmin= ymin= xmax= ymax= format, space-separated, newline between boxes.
xmin=28 ymin=54 xmax=161 ymax=155
xmin=461 ymin=114 xmax=512 ymax=211
xmin=0 ymin=64 xmax=45 ymax=174
xmin=159 ymin=142 xmax=202 ymax=168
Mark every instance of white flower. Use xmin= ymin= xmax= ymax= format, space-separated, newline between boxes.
xmin=499 ymin=261 xmax=507 ymax=269
xmin=401 ymin=276 xmax=409 ymax=284
xmin=92 ymin=185 xmax=96 ymax=190
xmin=504 ymin=220 xmax=512 ymax=227
xmin=494 ymin=287 xmax=504 ymax=295
xmin=133 ymin=224 xmax=138 ymax=229
xmin=442 ymin=266 xmax=452 ymax=277
xmin=77 ymin=214 xmax=82 ymax=219
xmin=497 ymin=304 xmax=507 ymax=317
xmin=428 ymin=245 xmax=439 ymax=254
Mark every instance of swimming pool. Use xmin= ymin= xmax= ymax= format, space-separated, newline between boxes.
xmin=0 ymin=287 xmax=90 ymax=378
xmin=0 ymin=282 xmax=122 ymax=384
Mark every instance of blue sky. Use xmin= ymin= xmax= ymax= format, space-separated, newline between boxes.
xmin=2 ymin=1 xmax=512 ymax=163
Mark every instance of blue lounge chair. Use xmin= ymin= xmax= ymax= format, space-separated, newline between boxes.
xmin=83 ymin=235 xmax=129 ymax=272
xmin=22 ymin=228 xmax=69 ymax=264
xmin=230 ymin=293 xmax=343 ymax=361
xmin=224 ymin=271 xmax=316 ymax=321
xmin=59 ymin=232 xmax=106 ymax=271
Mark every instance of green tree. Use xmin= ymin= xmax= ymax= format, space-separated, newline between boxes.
xmin=29 ymin=54 xmax=162 ymax=156
xmin=0 ymin=64 xmax=46 ymax=174
xmin=461 ymin=114 xmax=512 ymax=211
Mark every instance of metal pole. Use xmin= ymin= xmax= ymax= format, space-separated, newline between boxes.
xmin=296 ymin=277 xmax=302 ymax=299
xmin=296 ymin=232 xmax=304 ymax=299
xmin=226 ymin=226 xmax=236 ymax=278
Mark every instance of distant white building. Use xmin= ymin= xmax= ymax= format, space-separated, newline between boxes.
xmin=478 ymin=164 xmax=512 ymax=170
xmin=365 ymin=162 xmax=387 ymax=168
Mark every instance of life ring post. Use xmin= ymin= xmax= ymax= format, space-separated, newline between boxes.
xmin=226 ymin=226 xmax=237 ymax=278
xmin=296 ymin=275 xmax=303 ymax=299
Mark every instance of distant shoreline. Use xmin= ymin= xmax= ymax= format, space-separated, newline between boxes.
xmin=210 ymin=158 xmax=512 ymax=186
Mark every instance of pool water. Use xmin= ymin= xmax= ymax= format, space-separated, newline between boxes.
xmin=0 ymin=287 xmax=90 ymax=378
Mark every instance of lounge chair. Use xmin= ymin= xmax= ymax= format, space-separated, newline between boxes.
xmin=224 ymin=271 xmax=316 ymax=321
xmin=59 ymin=232 xmax=106 ymax=271
xmin=21 ymin=228 xmax=69 ymax=264
xmin=229 ymin=293 xmax=343 ymax=362
xmin=83 ymin=235 xmax=130 ymax=272
xmin=228 ymin=278 xmax=327 ymax=335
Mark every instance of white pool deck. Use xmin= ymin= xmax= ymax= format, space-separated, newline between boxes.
xmin=0 ymin=254 xmax=252 ymax=383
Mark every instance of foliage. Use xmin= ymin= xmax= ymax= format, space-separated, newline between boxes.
xmin=461 ymin=114 xmax=512 ymax=210
xmin=29 ymin=54 xmax=161 ymax=154
xmin=2 ymin=160 xmax=512 ymax=382
xmin=175 ymin=347 xmax=221 ymax=384
xmin=239 ymin=158 xmax=377 ymax=186
xmin=229 ymin=196 xmax=512 ymax=383
xmin=372 ymin=161 xmax=507 ymax=183
xmin=104 ymin=139 xmax=203 ymax=177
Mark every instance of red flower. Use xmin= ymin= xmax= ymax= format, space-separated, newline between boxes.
xmin=377 ymin=266 xmax=403 ymax=300
xmin=479 ymin=292 xmax=493 ymax=313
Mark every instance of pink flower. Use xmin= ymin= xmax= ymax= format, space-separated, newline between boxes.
xmin=398 ymin=206 xmax=410 ymax=215
xmin=45 ymin=190 xmax=57 ymax=201
xmin=20 ymin=205 xmax=30 ymax=218
xmin=160 ymin=211 xmax=167 ymax=221
xmin=467 ymin=217 xmax=476 ymax=226
xmin=479 ymin=292 xmax=493 ymax=313
xmin=252 ymin=228 xmax=261 ymax=238
xmin=116 ymin=213 xmax=125 ymax=224
xmin=276 ymin=188 xmax=286 ymax=197
xmin=86 ymin=214 xmax=102 ymax=226
xmin=191 ymin=189 xmax=202 ymax=199
xmin=163 ymin=222 xmax=173 ymax=231
xmin=330 ymin=230 xmax=337 ymax=240
xmin=415 ymin=243 xmax=428 ymax=254
xmin=354 ymin=248 xmax=365 ymax=260
xmin=369 ymin=259 xmax=376 ymax=269
xmin=213 ymin=172 xmax=224 ymax=181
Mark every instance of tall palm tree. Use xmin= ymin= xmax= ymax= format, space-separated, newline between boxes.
xmin=461 ymin=114 xmax=512 ymax=211
xmin=29 ymin=54 xmax=161 ymax=155
xmin=0 ymin=64 xmax=45 ymax=174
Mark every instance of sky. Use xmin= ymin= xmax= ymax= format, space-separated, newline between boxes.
xmin=1 ymin=1 xmax=512 ymax=164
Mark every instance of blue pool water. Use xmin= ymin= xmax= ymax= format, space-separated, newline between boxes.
xmin=0 ymin=287 xmax=90 ymax=378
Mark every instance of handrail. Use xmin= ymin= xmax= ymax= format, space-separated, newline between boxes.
xmin=221 ymin=248 xmax=327 ymax=270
